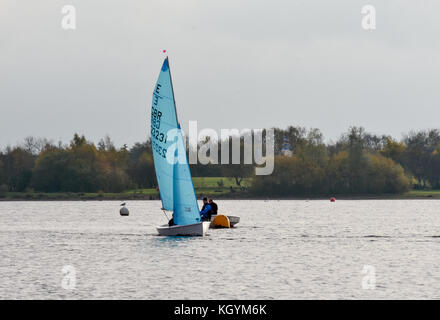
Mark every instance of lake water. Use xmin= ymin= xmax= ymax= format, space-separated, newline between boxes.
xmin=0 ymin=200 xmax=439 ymax=299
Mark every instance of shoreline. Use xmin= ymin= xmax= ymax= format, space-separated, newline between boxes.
xmin=1 ymin=191 xmax=440 ymax=201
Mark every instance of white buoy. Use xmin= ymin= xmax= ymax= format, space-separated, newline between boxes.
xmin=120 ymin=206 xmax=129 ymax=216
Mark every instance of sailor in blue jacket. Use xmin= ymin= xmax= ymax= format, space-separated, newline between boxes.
xmin=200 ymin=197 xmax=212 ymax=221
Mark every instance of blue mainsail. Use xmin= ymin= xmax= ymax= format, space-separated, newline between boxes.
xmin=151 ymin=58 xmax=201 ymax=225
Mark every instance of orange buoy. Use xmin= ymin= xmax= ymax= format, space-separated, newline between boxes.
xmin=212 ymin=215 xmax=231 ymax=228
xmin=330 ymin=197 xmax=336 ymax=202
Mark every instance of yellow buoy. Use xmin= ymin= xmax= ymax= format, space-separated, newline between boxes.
xmin=212 ymin=214 xmax=230 ymax=228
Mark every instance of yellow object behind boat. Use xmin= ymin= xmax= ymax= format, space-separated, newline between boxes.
xmin=212 ymin=215 xmax=230 ymax=228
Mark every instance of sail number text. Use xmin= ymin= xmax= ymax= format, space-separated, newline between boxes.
xmin=151 ymin=102 xmax=167 ymax=159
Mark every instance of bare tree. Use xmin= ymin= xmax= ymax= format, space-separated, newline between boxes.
xmin=22 ymin=136 xmax=51 ymax=155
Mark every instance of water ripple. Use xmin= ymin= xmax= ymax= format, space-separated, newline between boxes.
xmin=1 ymin=199 xmax=440 ymax=299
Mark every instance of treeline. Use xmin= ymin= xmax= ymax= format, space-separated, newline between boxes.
xmin=0 ymin=127 xmax=439 ymax=196
xmin=253 ymin=127 xmax=404 ymax=196
xmin=0 ymin=134 xmax=155 ymax=193
xmin=251 ymin=126 xmax=440 ymax=196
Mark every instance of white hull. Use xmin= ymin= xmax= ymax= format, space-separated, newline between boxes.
xmin=156 ymin=221 xmax=210 ymax=236
xmin=210 ymin=215 xmax=240 ymax=228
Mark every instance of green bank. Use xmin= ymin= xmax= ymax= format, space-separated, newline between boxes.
xmin=1 ymin=177 xmax=440 ymax=200
xmin=0 ymin=177 xmax=252 ymax=201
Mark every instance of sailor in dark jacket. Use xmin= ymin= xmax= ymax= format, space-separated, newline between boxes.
xmin=208 ymin=199 xmax=218 ymax=215
xmin=200 ymin=197 xmax=212 ymax=221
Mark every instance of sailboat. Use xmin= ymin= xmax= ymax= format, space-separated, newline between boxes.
xmin=151 ymin=57 xmax=210 ymax=236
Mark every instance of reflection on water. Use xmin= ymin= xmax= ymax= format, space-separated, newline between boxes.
xmin=1 ymin=199 xmax=440 ymax=299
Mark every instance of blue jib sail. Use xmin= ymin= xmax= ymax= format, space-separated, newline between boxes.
xmin=151 ymin=57 xmax=201 ymax=225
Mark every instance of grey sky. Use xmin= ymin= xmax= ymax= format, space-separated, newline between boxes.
xmin=1 ymin=0 xmax=439 ymax=148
